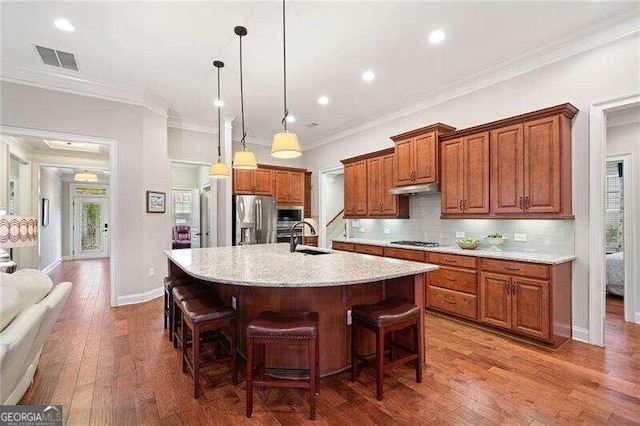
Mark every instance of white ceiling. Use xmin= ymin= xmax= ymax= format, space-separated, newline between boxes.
xmin=1 ymin=2 xmax=638 ymax=149
xmin=607 ymin=105 xmax=640 ymax=127
xmin=1 ymin=134 xmax=110 ymax=161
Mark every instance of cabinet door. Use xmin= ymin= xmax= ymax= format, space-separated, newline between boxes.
xmin=479 ymin=272 xmax=512 ymax=330
xmin=440 ymin=138 xmax=464 ymax=214
xmin=275 ymin=171 xmax=291 ymax=203
xmin=523 ymin=116 xmax=561 ymax=213
xmin=414 ymin=132 xmax=438 ymax=184
xmin=254 ymin=169 xmax=274 ymax=196
xmin=354 ymin=160 xmax=368 ymax=215
xmin=233 ymin=169 xmax=254 ymax=194
xmin=304 ymin=172 xmax=312 ymax=218
xmin=512 ymin=277 xmax=550 ymax=340
xmin=394 ymin=138 xmax=414 ymax=186
xmin=463 ymin=132 xmax=490 ymax=213
xmin=367 ymin=157 xmax=383 ymax=215
xmin=381 ymin=154 xmax=398 ymax=215
xmin=289 ymin=172 xmax=305 ymax=204
xmin=343 ymin=163 xmax=356 ymax=215
xmin=491 ymin=124 xmax=524 ymax=213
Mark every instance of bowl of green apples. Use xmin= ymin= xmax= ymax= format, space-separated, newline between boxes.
xmin=456 ymin=238 xmax=480 ymax=250
xmin=485 ymin=233 xmax=507 ymax=251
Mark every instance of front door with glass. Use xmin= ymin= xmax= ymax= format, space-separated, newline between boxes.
xmin=73 ymin=197 xmax=109 ymax=259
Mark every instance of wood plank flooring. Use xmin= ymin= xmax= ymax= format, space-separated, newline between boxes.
xmin=19 ymin=259 xmax=640 ymax=425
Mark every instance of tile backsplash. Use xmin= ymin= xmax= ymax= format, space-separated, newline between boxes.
xmin=346 ymin=194 xmax=574 ymax=255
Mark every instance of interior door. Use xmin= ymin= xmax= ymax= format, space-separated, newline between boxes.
xmin=190 ymin=189 xmax=201 ymax=248
xmin=73 ymin=197 xmax=109 ymax=259
xmin=479 ymin=272 xmax=512 ymax=330
xmin=200 ymin=188 xmax=211 ymax=248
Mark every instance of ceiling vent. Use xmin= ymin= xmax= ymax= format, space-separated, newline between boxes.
xmin=305 ymin=122 xmax=319 ymax=128
xmin=35 ymin=45 xmax=79 ymax=71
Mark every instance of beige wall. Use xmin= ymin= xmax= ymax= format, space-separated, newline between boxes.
xmin=304 ymin=34 xmax=640 ymax=332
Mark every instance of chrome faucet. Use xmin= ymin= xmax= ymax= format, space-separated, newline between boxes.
xmin=290 ymin=221 xmax=317 ymax=252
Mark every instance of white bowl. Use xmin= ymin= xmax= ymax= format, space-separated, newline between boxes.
xmin=484 ymin=236 xmax=507 ymax=251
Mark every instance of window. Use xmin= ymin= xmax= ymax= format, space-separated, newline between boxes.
xmin=172 ymin=190 xmax=192 ymax=226
xmin=605 ymin=161 xmax=623 ymax=253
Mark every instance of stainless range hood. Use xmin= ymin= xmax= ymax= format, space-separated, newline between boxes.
xmin=388 ymin=182 xmax=441 ymax=195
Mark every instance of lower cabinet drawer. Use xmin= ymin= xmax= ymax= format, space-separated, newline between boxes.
xmin=332 ymin=241 xmax=354 ymax=252
xmin=429 ymin=252 xmax=477 ymax=269
xmin=428 ymin=267 xmax=477 ymax=294
xmin=481 ymin=259 xmax=549 ymax=280
xmin=383 ymin=247 xmax=426 ymax=262
xmin=354 ymin=244 xmax=384 ymax=256
xmin=427 ymin=286 xmax=477 ymax=320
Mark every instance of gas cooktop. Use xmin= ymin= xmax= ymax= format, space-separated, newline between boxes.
xmin=390 ymin=240 xmax=440 ymax=248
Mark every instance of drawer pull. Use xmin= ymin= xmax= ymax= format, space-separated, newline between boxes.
xmin=505 ymin=266 xmax=520 ymax=271
xmin=444 ymin=276 xmax=456 ymax=282
xmin=444 ymin=297 xmax=457 ymax=305
xmin=444 ymin=259 xmax=457 ymax=264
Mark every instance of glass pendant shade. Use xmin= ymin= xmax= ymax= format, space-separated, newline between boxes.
xmin=271 ymin=131 xmax=302 ymax=158
xmin=74 ymin=171 xmax=98 ymax=182
xmin=209 ymin=161 xmax=230 ymax=178
xmin=233 ymin=150 xmax=258 ymax=170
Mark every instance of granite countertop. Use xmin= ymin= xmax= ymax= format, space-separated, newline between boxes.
xmin=332 ymin=237 xmax=576 ymax=265
xmin=164 ymin=243 xmax=438 ymax=288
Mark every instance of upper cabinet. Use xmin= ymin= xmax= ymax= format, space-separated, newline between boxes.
xmin=233 ymin=168 xmax=274 ymax=196
xmin=275 ymin=170 xmax=305 ymax=205
xmin=391 ymin=123 xmax=456 ymax=187
xmin=342 ymin=149 xmax=408 ymax=219
xmin=441 ymin=132 xmax=490 ymax=215
xmin=304 ymin=171 xmax=312 ymax=218
xmin=441 ymin=103 xmax=577 ymax=219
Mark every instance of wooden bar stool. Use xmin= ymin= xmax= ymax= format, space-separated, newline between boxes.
xmin=246 ymin=311 xmax=320 ymax=420
xmin=180 ymin=297 xmax=238 ymax=398
xmin=163 ymin=277 xmax=196 ymax=341
xmin=351 ymin=298 xmax=422 ymax=400
xmin=171 ymin=284 xmax=219 ymax=348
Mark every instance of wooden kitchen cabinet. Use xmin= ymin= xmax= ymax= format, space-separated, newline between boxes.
xmin=233 ymin=168 xmax=274 ymax=196
xmin=440 ymin=132 xmax=490 ymax=216
xmin=391 ymin=123 xmax=456 ymax=187
xmin=276 ymin=170 xmax=305 ymax=205
xmin=304 ymin=171 xmax=312 ymax=218
xmin=342 ymin=149 xmax=407 ymax=218
xmin=479 ymin=272 xmax=512 ymax=330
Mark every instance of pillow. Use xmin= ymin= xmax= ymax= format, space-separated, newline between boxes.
xmin=0 ymin=286 xmax=22 ymax=331
xmin=0 ymin=270 xmax=53 ymax=309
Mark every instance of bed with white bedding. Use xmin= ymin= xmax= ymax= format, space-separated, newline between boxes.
xmin=606 ymin=251 xmax=624 ymax=296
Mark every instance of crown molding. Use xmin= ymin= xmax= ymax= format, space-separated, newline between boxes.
xmin=167 ymin=116 xmax=217 ymax=134
xmin=244 ymin=136 xmax=272 ymax=147
xmin=0 ymin=61 xmax=170 ymax=118
xmin=305 ymin=12 xmax=640 ymax=151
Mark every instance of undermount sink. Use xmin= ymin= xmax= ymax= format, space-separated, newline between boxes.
xmin=295 ymin=248 xmax=331 ymax=256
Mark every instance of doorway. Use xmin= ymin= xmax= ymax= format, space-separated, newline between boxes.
xmin=318 ymin=165 xmax=345 ymax=248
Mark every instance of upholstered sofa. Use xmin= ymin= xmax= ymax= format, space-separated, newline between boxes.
xmin=0 ymin=269 xmax=72 ymax=404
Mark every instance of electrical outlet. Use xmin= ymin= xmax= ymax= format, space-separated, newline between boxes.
xmin=456 ymin=231 xmax=465 ymax=238
xmin=359 ymin=227 xmax=365 ymax=233
xmin=149 ymin=267 xmax=154 ymax=277
xmin=231 ymin=296 xmax=237 ymax=310
xmin=346 ymin=309 xmax=352 ymax=325
xmin=351 ymin=220 xmax=359 ymax=228
xmin=514 ymin=233 xmax=527 ymax=242
xmin=384 ymin=228 xmax=391 ymax=234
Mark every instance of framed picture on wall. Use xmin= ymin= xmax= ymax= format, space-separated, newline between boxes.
xmin=146 ymin=191 xmax=166 ymax=213
xmin=42 ymin=198 xmax=49 ymax=226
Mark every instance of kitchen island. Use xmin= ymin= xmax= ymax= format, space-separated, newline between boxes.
xmin=164 ymin=243 xmax=438 ymax=376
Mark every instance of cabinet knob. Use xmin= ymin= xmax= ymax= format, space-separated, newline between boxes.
xmin=524 ymin=196 xmax=530 ymax=210
xmin=459 ymin=200 xmax=463 ymax=211
xmin=519 ymin=196 xmax=524 ymax=210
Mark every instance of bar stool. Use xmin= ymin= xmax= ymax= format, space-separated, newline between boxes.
xmin=172 ymin=284 xmax=219 ymax=348
xmin=164 ymin=277 xmax=196 ymax=341
xmin=180 ymin=297 xmax=238 ymax=398
xmin=350 ymin=298 xmax=422 ymax=400
xmin=246 ymin=311 xmax=320 ymax=420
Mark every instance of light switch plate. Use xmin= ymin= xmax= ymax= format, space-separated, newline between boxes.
xmin=351 ymin=220 xmax=359 ymax=228
xmin=347 ymin=309 xmax=352 ymax=325
xmin=384 ymin=228 xmax=391 ymax=234
xmin=231 ymin=296 xmax=237 ymax=310
xmin=149 ymin=267 xmax=154 ymax=277
xmin=456 ymin=231 xmax=465 ymax=238
xmin=514 ymin=233 xmax=527 ymax=242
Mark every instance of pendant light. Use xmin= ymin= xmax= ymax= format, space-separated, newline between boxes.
xmin=271 ymin=0 xmax=302 ymax=159
xmin=209 ymin=60 xmax=230 ymax=178
xmin=74 ymin=170 xmax=98 ymax=182
xmin=232 ymin=26 xmax=258 ymax=170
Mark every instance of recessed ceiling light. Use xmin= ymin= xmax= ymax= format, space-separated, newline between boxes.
xmin=214 ymin=99 xmax=224 ymax=107
xmin=54 ymin=18 xmax=75 ymax=32
xmin=286 ymin=115 xmax=296 ymax=123
xmin=362 ymin=70 xmax=375 ymax=82
xmin=428 ymin=29 xmax=446 ymax=44
xmin=318 ymin=96 xmax=329 ymax=105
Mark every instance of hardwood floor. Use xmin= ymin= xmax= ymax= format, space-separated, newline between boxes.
xmin=20 ymin=259 xmax=640 ymax=425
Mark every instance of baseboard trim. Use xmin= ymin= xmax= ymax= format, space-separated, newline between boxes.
xmin=572 ymin=326 xmax=589 ymax=343
xmin=41 ymin=258 xmax=62 ymax=274
xmin=61 ymin=256 xmax=71 ymax=261
xmin=116 ymin=286 xmax=163 ymax=306
xmin=635 ymin=312 xmax=640 ymax=324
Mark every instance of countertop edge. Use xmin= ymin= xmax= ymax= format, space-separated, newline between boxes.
xmin=332 ymin=238 xmax=576 ymax=265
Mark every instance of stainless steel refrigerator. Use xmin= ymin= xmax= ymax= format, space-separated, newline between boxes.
xmin=233 ymin=195 xmax=277 ymax=245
